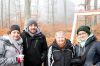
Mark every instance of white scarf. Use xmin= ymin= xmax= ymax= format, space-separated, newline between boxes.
xmin=2 ymin=35 xmax=23 ymax=52
xmin=77 ymin=33 xmax=94 ymax=47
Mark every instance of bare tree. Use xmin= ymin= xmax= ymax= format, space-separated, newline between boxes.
xmin=93 ymin=0 xmax=97 ymax=25
xmin=64 ymin=0 xmax=67 ymax=25
xmin=24 ymin=0 xmax=31 ymax=20
xmin=8 ymin=0 xmax=11 ymax=27
xmin=48 ymin=0 xmax=50 ymax=24
xmin=51 ymin=0 xmax=54 ymax=25
xmin=14 ymin=0 xmax=18 ymax=24
xmin=18 ymin=0 xmax=22 ymax=27
xmin=85 ymin=0 xmax=91 ymax=26
xmin=36 ymin=0 xmax=39 ymax=21
xmin=1 ymin=0 xmax=3 ymax=28
xmin=24 ymin=0 xmax=31 ymax=29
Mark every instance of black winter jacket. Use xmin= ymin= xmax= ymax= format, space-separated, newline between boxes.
xmin=21 ymin=30 xmax=48 ymax=66
xmin=48 ymin=39 xmax=73 ymax=66
xmin=84 ymin=36 xmax=100 ymax=66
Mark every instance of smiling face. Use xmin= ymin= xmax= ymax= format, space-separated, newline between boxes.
xmin=28 ymin=24 xmax=37 ymax=34
xmin=10 ymin=30 xmax=21 ymax=41
xmin=55 ymin=31 xmax=66 ymax=48
xmin=77 ymin=31 xmax=89 ymax=41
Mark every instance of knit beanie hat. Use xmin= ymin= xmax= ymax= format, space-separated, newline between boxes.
xmin=8 ymin=25 xmax=20 ymax=34
xmin=25 ymin=18 xmax=38 ymax=28
xmin=77 ymin=25 xmax=91 ymax=35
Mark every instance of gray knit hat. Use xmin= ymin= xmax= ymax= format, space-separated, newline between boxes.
xmin=25 ymin=18 xmax=38 ymax=28
xmin=77 ymin=25 xmax=91 ymax=35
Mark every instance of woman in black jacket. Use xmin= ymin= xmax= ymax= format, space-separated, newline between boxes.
xmin=48 ymin=31 xmax=73 ymax=66
xmin=21 ymin=18 xmax=48 ymax=66
xmin=71 ymin=25 xmax=100 ymax=66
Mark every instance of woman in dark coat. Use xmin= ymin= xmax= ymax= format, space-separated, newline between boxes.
xmin=71 ymin=25 xmax=100 ymax=66
xmin=48 ymin=31 xmax=73 ymax=66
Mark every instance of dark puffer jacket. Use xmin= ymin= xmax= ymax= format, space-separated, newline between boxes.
xmin=21 ymin=30 xmax=48 ymax=66
xmin=48 ymin=39 xmax=73 ymax=66
xmin=87 ymin=41 xmax=100 ymax=66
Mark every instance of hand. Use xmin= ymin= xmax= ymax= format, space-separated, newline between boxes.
xmin=17 ymin=54 xmax=24 ymax=63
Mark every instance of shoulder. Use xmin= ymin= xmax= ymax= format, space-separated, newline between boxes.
xmin=21 ymin=31 xmax=30 ymax=40
xmin=36 ymin=32 xmax=46 ymax=40
xmin=0 ymin=40 xmax=8 ymax=52
xmin=21 ymin=30 xmax=27 ymax=36
xmin=66 ymin=39 xmax=72 ymax=45
xmin=93 ymin=41 xmax=100 ymax=48
xmin=38 ymin=32 xmax=45 ymax=37
xmin=65 ymin=39 xmax=73 ymax=47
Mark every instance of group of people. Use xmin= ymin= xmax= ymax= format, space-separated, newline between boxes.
xmin=0 ymin=18 xmax=100 ymax=66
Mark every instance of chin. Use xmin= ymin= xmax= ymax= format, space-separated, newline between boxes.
xmin=14 ymin=38 xmax=20 ymax=41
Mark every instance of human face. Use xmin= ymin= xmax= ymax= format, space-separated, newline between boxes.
xmin=55 ymin=33 xmax=66 ymax=48
xmin=28 ymin=24 xmax=37 ymax=34
xmin=78 ymin=31 xmax=89 ymax=41
xmin=10 ymin=30 xmax=20 ymax=41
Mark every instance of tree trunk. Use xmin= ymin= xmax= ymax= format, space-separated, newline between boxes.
xmin=48 ymin=0 xmax=50 ymax=24
xmin=64 ymin=0 xmax=67 ymax=26
xmin=93 ymin=0 xmax=97 ymax=25
xmin=18 ymin=0 xmax=22 ymax=27
xmin=85 ymin=0 xmax=91 ymax=26
xmin=8 ymin=0 xmax=10 ymax=27
xmin=24 ymin=0 xmax=31 ymax=29
xmin=36 ymin=0 xmax=39 ymax=21
xmin=24 ymin=0 xmax=31 ymax=20
xmin=51 ymin=0 xmax=54 ymax=25
xmin=1 ymin=0 xmax=3 ymax=28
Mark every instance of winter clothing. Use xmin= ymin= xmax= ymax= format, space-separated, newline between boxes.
xmin=21 ymin=28 xmax=48 ymax=66
xmin=84 ymin=40 xmax=100 ymax=66
xmin=71 ymin=34 xmax=100 ymax=66
xmin=77 ymin=25 xmax=91 ymax=35
xmin=48 ymin=39 xmax=73 ymax=66
xmin=25 ymin=18 xmax=38 ymax=28
xmin=8 ymin=25 xmax=20 ymax=34
xmin=0 ymin=35 xmax=23 ymax=66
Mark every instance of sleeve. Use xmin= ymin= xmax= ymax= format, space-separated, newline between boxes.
xmin=48 ymin=46 xmax=54 ymax=66
xmin=0 ymin=40 xmax=18 ymax=66
xmin=41 ymin=35 xmax=48 ymax=62
xmin=84 ymin=43 xmax=97 ymax=66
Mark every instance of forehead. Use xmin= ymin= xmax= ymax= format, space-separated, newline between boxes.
xmin=55 ymin=31 xmax=65 ymax=37
xmin=78 ymin=31 xmax=87 ymax=34
xmin=11 ymin=30 xmax=20 ymax=33
xmin=29 ymin=24 xmax=37 ymax=26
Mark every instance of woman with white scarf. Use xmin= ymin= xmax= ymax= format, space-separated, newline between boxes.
xmin=71 ymin=25 xmax=100 ymax=66
xmin=0 ymin=25 xmax=24 ymax=66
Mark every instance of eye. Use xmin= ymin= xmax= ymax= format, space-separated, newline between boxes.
xmin=11 ymin=30 xmax=20 ymax=34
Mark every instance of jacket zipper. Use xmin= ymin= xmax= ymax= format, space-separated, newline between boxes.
xmin=26 ymin=38 xmax=28 ymax=49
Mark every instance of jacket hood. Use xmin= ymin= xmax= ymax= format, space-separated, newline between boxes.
xmin=24 ymin=28 xmax=41 ymax=37
xmin=85 ymin=34 xmax=97 ymax=46
xmin=52 ymin=39 xmax=72 ymax=50
xmin=1 ymin=35 xmax=23 ymax=45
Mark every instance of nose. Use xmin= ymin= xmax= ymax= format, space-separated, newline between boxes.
xmin=32 ymin=26 xmax=37 ymax=29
